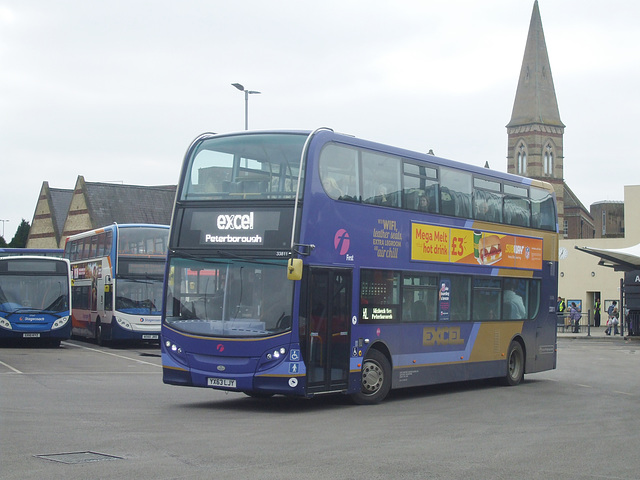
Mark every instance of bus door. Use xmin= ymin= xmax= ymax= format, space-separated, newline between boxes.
xmin=304 ymin=268 xmax=351 ymax=394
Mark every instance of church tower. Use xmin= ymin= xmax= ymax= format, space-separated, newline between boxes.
xmin=507 ymin=0 xmax=565 ymax=220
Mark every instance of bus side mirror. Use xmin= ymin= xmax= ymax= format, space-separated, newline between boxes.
xmin=287 ymin=258 xmax=303 ymax=281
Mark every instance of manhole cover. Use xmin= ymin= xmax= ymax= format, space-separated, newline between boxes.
xmin=35 ymin=451 xmax=123 ymax=464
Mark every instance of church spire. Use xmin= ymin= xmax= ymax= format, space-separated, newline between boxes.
xmin=507 ymin=0 xmax=564 ymax=128
xmin=507 ymin=1 xmax=566 ymax=223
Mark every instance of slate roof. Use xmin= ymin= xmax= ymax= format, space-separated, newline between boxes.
xmin=49 ymin=187 xmax=73 ymax=241
xmin=83 ymin=181 xmax=176 ymax=228
xmin=564 ymin=183 xmax=591 ymax=215
xmin=507 ymin=0 xmax=564 ymax=128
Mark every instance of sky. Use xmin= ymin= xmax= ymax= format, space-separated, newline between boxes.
xmin=1 ymin=0 xmax=639 ymax=241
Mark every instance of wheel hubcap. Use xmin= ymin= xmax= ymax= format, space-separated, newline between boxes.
xmin=362 ymin=360 xmax=383 ymax=393
xmin=509 ymin=351 xmax=520 ymax=378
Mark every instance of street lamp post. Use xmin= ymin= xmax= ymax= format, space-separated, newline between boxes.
xmin=0 ymin=219 xmax=8 ymax=238
xmin=232 ymin=83 xmax=261 ymax=130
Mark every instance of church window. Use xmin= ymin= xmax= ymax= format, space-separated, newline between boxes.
xmin=517 ymin=143 xmax=527 ymax=174
xmin=544 ymin=143 xmax=554 ymax=176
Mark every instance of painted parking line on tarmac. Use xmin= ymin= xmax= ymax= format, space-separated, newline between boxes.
xmin=62 ymin=341 xmax=161 ymax=368
xmin=573 ymin=384 xmax=635 ymax=397
xmin=613 ymin=390 xmax=634 ymax=396
xmin=0 ymin=359 xmax=23 ymax=374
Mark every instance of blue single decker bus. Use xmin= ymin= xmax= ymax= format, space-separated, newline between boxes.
xmin=0 ymin=255 xmax=72 ymax=346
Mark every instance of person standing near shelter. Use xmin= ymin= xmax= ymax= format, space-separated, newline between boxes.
xmin=606 ymin=301 xmax=619 ymax=335
xmin=625 ymin=307 xmax=633 ymax=336
xmin=594 ymin=297 xmax=601 ymax=327
xmin=612 ymin=306 xmax=620 ymax=335
xmin=569 ymin=302 xmax=581 ymax=333
xmin=557 ymin=296 xmax=567 ymax=328
xmin=557 ymin=296 xmax=566 ymax=313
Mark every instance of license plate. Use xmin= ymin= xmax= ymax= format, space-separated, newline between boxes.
xmin=207 ymin=377 xmax=236 ymax=388
xmin=142 ymin=335 xmax=158 ymax=340
xmin=23 ymin=333 xmax=41 ymax=338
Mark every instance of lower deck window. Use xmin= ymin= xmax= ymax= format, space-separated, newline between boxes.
xmin=402 ymin=274 xmax=438 ymax=322
xmin=473 ymin=278 xmax=502 ymax=320
xmin=360 ymin=269 xmax=539 ymax=324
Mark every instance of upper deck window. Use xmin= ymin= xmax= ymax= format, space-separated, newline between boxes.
xmin=315 ymin=137 xmax=557 ymax=232
xmin=181 ymin=133 xmax=307 ymax=201
xmin=361 ymin=151 xmax=401 ymax=208
xmin=503 ymin=184 xmax=531 ymax=228
xmin=530 ymin=186 xmax=556 ymax=231
xmin=403 ymin=162 xmax=438 ymax=213
xmin=440 ymin=167 xmax=472 ymax=218
xmin=319 ymin=143 xmax=404 ymax=207
xmin=319 ymin=144 xmax=359 ymax=201
xmin=118 ymin=227 xmax=168 ymax=256
xmin=473 ymin=177 xmax=503 ymax=223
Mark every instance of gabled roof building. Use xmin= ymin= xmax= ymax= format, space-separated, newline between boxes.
xmin=27 ymin=182 xmax=73 ymax=249
xmin=26 ymin=176 xmax=176 ymax=249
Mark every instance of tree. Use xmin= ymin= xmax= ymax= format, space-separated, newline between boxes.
xmin=8 ymin=219 xmax=30 ymax=248
xmin=0 ymin=236 xmax=7 ymax=247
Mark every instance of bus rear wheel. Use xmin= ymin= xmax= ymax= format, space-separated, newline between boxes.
xmin=351 ymin=349 xmax=391 ymax=405
xmin=502 ymin=341 xmax=524 ymax=386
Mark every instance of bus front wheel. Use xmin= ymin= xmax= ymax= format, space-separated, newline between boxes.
xmin=95 ymin=320 xmax=105 ymax=346
xmin=502 ymin=341 xmax=524 ymax=386
xmin=351 ymin=349 xmax=391 ymax=405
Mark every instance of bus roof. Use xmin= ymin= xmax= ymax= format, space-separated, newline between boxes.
xmin=192 ymin=129 xmax=555 ymax=194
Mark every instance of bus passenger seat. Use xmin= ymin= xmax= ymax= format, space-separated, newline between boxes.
xmin=411 ymin=301 xmax=426 ymax=322
xmin=440 ymin=188 xmax=455 ymax=216
xmin=455 ymin=192 xmax=471 ymax=218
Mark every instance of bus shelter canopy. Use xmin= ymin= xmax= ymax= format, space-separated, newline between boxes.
xmin=575 ymin=244 xmax=640 ymax=271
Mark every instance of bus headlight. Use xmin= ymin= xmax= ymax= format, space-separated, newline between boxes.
xmin=164 ymin=339 xmax=186 ymax=361
xmin=0 ymin=317 xmax=12 ymax=330
xmin=51 ymin=316 xmax=69 ymax=330
xmin=165 ymin=340 xmax=183 ymax=354
xmin=115 ymin=316 xmax=133 ymax=331
xmin=259 ymin=346 xmax=288 ymax=371
xmin=267 ymin=347 xmax=287 ymax=360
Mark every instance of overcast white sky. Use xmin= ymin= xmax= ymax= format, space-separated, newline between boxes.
xmin=1 ymin=0 xmax=639 ymax=241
